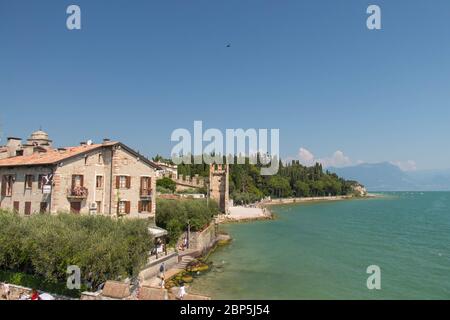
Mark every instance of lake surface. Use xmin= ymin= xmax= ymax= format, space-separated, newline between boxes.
xmin=190 ymin=192 xmax=450 ymax=299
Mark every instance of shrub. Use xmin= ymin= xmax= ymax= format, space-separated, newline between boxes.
xmin=0 ymin=211 xmax=153 ymax=289
xmin=156 ymin=177 xmax=177 ymax=193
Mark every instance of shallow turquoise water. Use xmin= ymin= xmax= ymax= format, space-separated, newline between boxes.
xmin=190 ymin=192 xmax=450 ymax=299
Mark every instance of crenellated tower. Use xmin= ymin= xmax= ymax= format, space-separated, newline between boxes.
xmin=209 ymin=164 xmax=229 ymax=213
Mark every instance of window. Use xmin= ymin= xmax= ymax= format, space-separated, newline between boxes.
xmin=40 ymin=202 xmax=48 ymax=213
xmin=25 ymin=202 xmax=31 ymax=215
xmin=138 ymin=200 xmax=152 ymax=213
xmin=116 ymin=176 xmax=130 ymax=189
xmin=13 ymin=201 xmax=19 ymax=213
xmin=96 ymin=201 xmax=102 ymax=213
xmin=72 ymin=175 xmax=84 ymax=188
xmin=117 ymin=201 xmax=130 ymax=215
xmin=140 ymin=177 xmax=152 ymax=196
xmin=96 ymin=176 xmax=104 ymax=188
xmin=25 ymin=175 xmax=34 ymax=190
xmin=98 ymin=153 xmax=103 ymax=164
xmin=1 ymin=175 xmax=15 ymax=197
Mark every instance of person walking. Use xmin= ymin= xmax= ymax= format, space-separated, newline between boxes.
xmin=159 ymin=262 xmax=165 ymax=278
xmin=178 ymin=283 xmax=186 ymax=300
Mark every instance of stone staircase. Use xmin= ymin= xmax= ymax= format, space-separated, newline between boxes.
xmin=176 ymin=255 xmax=195 ymax=269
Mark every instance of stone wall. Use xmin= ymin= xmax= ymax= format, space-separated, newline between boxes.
xmin=0 ymin=283 xmax=32 ymax=300
xmin=0 ymin=283 xmax=70 ymax=300
xmin=0 ymin=165 xmax=54 ymax=214
xmin=188 ymin=223 xmax=218 ymax=255
xmin=109 ymin=147 xmax=157 ymax=216
xmin=139 ymin=252 xmax=179 ymax=282
xmin=173 ymin=174 xmax=206 ymax=190
xmin=51 ymin=147 xmax=111 ymax=215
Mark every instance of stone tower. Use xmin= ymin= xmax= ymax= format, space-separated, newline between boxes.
xmin=209 ymin=164 xmax=229 ymax=213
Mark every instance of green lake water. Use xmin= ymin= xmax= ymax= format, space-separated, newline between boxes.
xmin=189 ymin=192 xmax=450 ymax=299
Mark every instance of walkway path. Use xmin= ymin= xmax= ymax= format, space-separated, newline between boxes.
xmin=216 ymin=206 xmax=272 ymax=222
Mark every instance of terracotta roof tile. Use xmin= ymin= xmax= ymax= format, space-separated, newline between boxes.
xmin=0 ymin=142 xmax=118 ymax=167
xmin=101 ymin=281 xmax=131 ymax=299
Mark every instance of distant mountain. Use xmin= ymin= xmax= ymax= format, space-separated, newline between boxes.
xmin=329 ymin=162 xmax=450 ymax=191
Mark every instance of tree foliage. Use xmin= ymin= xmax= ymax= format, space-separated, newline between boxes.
xmin=156 ymin=177 xmax=177 ymax=193
xmin=178 ymin=156 xmax=358 ymax=205
xmin=156 ymin=198 xmax=219 ymax=245
xmin=0 ymin=211 xmax=153 ymax=289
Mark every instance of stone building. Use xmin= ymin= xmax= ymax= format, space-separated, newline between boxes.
xmin=209 ymin=164 xmax=229 ymax=213
xmin=0 ymin=130 xmax=157 ymax=217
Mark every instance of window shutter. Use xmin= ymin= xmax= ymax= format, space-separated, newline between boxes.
xmin=116 ymin=176 xmax=120 ymax=189
xmin=27 ymin=175 xmax=34 ymax=188
xmin=1 ymin=176 xmax=6 ymax=196
xmin=25 ymin=202 xmax=31 ymax=215
xmin=117 ymin=201 xmax=120 ymax=214
xmin=138 ymin=201 xmax=142 ymax=213
xmin=149 ymin=201 xmax=153 ymax=213
xmin=71 ymin=175 xmax=76 ymax=189
xmin=126 ymin=176 xmax=131 ymax=189
xmin=80 ymin=175 xmax=84 ymax=187
xmin=140 ymin=177 xmax=144 ymax=191
xmin=126 ymin=201 xmax=131 ymax=214
xmin=148 ymin=177 xmax=152 ymax=190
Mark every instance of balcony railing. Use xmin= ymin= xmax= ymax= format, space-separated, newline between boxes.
xmin=140 ymin=189 xmax=152 ymax=198
xmin=67 ymin=186 xmax=89 ymax=199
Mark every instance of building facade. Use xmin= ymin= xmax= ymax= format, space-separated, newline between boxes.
xmin=0 ymin=131 xmax=157 ymax=218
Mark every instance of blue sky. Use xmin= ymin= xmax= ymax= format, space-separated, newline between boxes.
xmin=1 ymin=0 xmax=449 ymax=170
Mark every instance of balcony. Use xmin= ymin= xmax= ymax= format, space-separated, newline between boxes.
xmin=140 ymin=189 xmax=153 ymax=198
xmin=67 ymin=186 xmax=89 ymax=200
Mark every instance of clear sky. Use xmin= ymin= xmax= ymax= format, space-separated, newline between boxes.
xmin=1 ymin=0 xmax=449 ymax=170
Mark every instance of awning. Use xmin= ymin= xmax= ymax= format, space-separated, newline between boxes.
xmin=148 ymin=226 xmax=168 ymax=238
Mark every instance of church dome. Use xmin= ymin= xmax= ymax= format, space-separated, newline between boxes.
xmin=30 ymin=130 xmax=49 ymax=141
xmin=27 ymin=129 xmax=52 ymax=147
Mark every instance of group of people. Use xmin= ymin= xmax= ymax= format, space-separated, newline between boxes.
xmin=151 ymin=238 xmax=166 ymax=257
xmin=157 ymin=263 xmax=186 ymax=300
xmin=178 ymin=236 xmax=189 ymax=251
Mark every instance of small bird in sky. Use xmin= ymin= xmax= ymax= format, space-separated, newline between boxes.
xmin=226 ymin=44 xmax=231 ymax=48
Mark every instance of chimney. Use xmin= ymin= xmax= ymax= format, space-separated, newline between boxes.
xmin=7 ymin=137 xmax=22 ymax=146
xmin=80 ymin=141 xmax=87 ymax=146
xmin=6 ymin=137 xmax=22 ymax=158
xmin=103 ymin=138 xmax=111 ymax=144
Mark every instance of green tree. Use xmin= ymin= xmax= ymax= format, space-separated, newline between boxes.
xmin=294 ymin=181 xmax=310 ymax=197
xmin=156 ymin=177 xmax=177 ymax=193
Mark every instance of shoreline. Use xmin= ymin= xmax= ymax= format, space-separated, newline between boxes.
xmin=262 ymin=193 xmax=379 ymax=206
xmin=216 ymin=194 xmax=379 ymax=224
